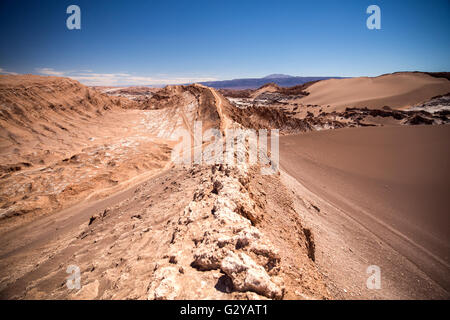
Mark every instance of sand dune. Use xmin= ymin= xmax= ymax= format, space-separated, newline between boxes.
xmin=298 ymin=72 xmax=450 ymax=110
xmin=280 ymin=125 xmax=450 ymax=296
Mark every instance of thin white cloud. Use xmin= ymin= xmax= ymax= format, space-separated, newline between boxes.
xmin=35 ymin=68 xmax=65 ymax=76
xmin=33 ymin=68 xmax=217 ymax=86
xmin=0 ymin=68 xmax=19 ymax=75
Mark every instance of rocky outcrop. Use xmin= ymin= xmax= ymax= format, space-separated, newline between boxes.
xmin=147 ymin=118 xmax=287 ymax=299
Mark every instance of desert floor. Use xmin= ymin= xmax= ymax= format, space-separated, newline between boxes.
xmin=280 ymin=125 xmax=450 ymax=299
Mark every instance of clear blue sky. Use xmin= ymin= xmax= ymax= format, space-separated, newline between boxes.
xmin=0 ymin=0 xmax=449 ymax=85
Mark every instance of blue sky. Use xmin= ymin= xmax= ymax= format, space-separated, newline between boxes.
xmin=0 ymin=0 xmax=449 ymax=85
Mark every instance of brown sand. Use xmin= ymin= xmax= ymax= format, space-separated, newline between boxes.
xmin=280 ymin=125 xmax=450 ymax=296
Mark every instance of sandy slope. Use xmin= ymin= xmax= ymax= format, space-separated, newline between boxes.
xmin=298 ymin=72 xmax=450 ymax=110
xmin=279 ymin=125 xmax=450 ymax=298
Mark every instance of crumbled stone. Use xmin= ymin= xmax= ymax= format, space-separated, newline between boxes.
xmin=147 ymin=266 xmax=180 ymax=300
xmin=220 ymin=252 xmax=283 ymax=299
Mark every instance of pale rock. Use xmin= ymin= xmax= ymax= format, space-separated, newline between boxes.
xmin=220 ymin=251 xmax=283 ymax=299
xmin=147 ymin=266 xmax=180 ymax=300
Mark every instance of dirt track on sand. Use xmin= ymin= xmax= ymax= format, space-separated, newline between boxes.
xmin=279 ymin=125 xmax=450 ymax=299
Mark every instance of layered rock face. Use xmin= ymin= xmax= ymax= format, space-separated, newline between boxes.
xmin=0 ymin=76 xmax=168 ymax=225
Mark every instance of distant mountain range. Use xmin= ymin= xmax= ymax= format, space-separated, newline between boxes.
xmin=197 ymin=74 xmax=347 ymax=89
xmin=262 ymin=74 xmax=294 ymax=79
